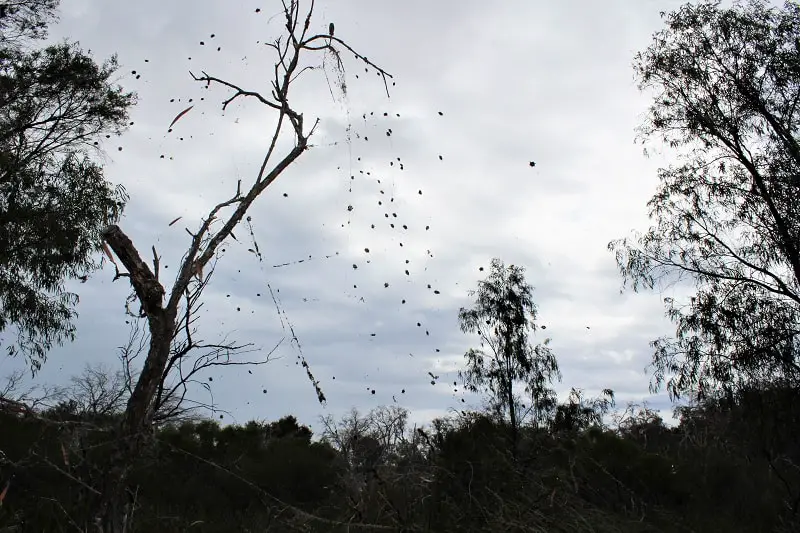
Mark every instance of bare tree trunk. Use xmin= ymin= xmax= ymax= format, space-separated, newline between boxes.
xmin=507 ymin=378 xmax=518 ymax=460
xmin=88 ymin=3 xmax=393 ymax=530
xmin=94 ymin=226 xmax=177 ymax=532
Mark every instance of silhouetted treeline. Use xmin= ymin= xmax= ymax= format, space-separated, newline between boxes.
xmin=1 ymin=381 xmax=798 ymax=532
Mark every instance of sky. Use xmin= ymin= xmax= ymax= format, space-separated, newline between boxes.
xmin=1 ymin=0 xmax=703 ymax=434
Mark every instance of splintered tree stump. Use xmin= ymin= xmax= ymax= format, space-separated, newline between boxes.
xmin=101 ymin=224 xmax=165 ymax=312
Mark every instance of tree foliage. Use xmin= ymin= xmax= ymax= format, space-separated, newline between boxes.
xmin=4 ymin=381 xmax=797 ymax=532
xmin=0 ymin=0 xmax=134 ymax=368
xmin=609 ymin=0 xmax=800 ymax=400
xmin=458 ymin=258 xmax=561 ymax=446
xmin=551 ymin=388 xmax=615 ymax=434
xmin=0 ymin=0 xmax=59 ymax=47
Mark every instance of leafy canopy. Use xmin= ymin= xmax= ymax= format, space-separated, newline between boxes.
xmin=609 ymin=0 xmax=800 ymax=399
xmin=458 ymin=258 xmax=561 ymax=432
xmin=0 ymin=0 xmax=135 ymax=369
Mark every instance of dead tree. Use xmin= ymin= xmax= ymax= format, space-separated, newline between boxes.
xmin=94 ymin=1 xmax=392 ymax=531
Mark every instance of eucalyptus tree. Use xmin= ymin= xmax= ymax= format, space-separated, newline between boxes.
xmin=610 ymin=0 xmax=800 ymax=400
xmin=458 ymin=258 xmax=560 ymax=452
xmin=0 ymin=0 xmax=134 ymax=368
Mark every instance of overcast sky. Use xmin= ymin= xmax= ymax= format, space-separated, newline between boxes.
xmin=2 ymin=0 xmax=705 ymax=433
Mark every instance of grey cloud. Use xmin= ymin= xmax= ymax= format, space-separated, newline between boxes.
xmin=3 ymin=0 xmax=698 ymax=434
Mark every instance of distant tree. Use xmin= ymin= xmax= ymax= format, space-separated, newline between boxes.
xmin=62 ymin=363 xmax=128 ymax=418
xmin=320 ymin=406 xmax=409 ymax=475
xmin=0 ymin=0 xmax=134 ymax=369
xmin=609 ymin=0 xmax=800 ymax=400
xmin=551 ymin=387 xmax=615 ymax=434
xmin=458 ymin=258 xmax=561 ymax=452
xmin=320 ymin=408 xmax=373 ymax=469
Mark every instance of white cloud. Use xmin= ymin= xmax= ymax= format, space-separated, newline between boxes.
xmin=2 ymin=0 xmax=704 ymax=434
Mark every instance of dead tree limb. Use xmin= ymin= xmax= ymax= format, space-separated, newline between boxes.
xmin=94 ymin=1 xmax=391 ymax=531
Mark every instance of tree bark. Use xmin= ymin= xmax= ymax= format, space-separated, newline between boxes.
xmin=95 ymin=225 xmax=177 ymax=532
